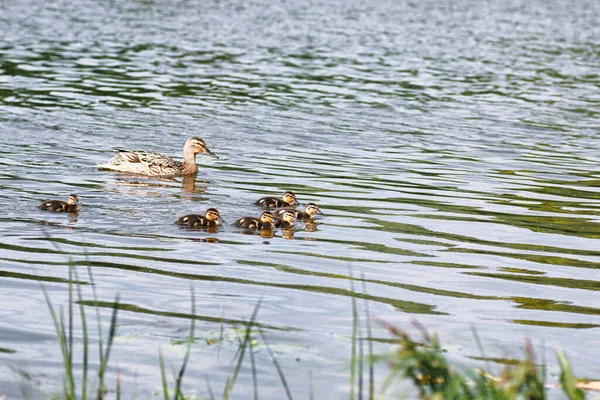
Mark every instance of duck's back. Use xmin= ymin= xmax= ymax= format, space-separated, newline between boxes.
xmin=38 ymin=200 xmax=77 ymax=213
xmin=176 ymin=214 xmax=212 ymax=227
xmin=255 ymin=197 xmax=289 ymax=207
xmin=235 ymin=217 xmax=262 ymax=229
xmin=98 ymin=150 xmax=182 ymax=176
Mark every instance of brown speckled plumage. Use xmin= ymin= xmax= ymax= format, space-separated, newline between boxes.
xmin=254 ymin=191 xmax=297 ymax=208
xmin=235 ymin=211 xmax=275 ymax=230
xmin=38 ymin=194 xmax=80 ymax=213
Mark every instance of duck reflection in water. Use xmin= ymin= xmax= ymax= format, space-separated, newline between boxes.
xmin=304 ymin=221 xmax=319 ymax=232
xmin=279 ymin=228 xmax=292 ymax=239
xmin=181 ymin=175 xmax=208 ymax=195
xmin=112 ymin=175 xmax=207 ymax=197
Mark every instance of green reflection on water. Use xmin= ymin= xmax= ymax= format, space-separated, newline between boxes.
xmin=467 ymin=272 xmax=600 ymax=292
xmin=0 ymin=347 xmax=17 ymax=354
xmin=512 ymin=320 xmax=599 ymax=329
xmin=513 ymin=297 xmax=600 ymax=316
xmin=77 ymin=300 xmax=294 ymax=331
xmin=0 ymin=269 xmax=87 ymax=284
xmin=238 ymin=260 xmax=496 ymax=301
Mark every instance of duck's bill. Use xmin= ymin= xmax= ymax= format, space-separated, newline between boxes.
xmin=204 ymin=148 xmax=219 ymax=159
xmin=317 ymin=209 xmax=324 ymax=215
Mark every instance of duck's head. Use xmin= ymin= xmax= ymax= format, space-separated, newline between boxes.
xmin=304 ymin=203 xmax=322 ymax=216
xmin=280 ymin=210 xmax=297 ymax=224
xmin=260 ymin=211 xmax=275 ymax=224
xmin=282 ymin=191 xmax=297 ymax=205
xmin=67 ymin=194 xmax=79 ymax=205
xmin=204 ymin=208 xmax=221 ymax=223
xmin=185 ymin=137 xmax=218 ymax=159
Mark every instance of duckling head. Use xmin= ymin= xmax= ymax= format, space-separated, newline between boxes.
xmin=281 ymin=210 xmax=297 ymax=224
xmin=282 ymin=191 xmax=297 ymax=205
xmin=205 ymin=208 xmax=221 ymax=224
xmin=260 ymin=211 xmax=275 ymax=224
xmin=305 ymin=203 xmax=323 ymax=216
xmin=185 ymin=137 xmax=218 ymax=159
xmin=67 ymin=194 xmax=79 ymax=205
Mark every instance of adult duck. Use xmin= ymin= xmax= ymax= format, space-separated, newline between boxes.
xmin=98 ymin=137 xmax=217 ymax=176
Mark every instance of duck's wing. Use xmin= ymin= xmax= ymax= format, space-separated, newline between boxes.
xmin=141 ymin=152 xmax=182 ymax=176
xmin=38 ymin=200 xmax=68 ymax=212
xmin=255 ymin=197 xmax=285 ymax=207
xmin=235 ymin=217 xmax=261 ymax=228
xmin=176 ymin=214 xmax=206 ymax=226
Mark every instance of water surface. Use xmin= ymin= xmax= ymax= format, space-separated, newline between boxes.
xmin=1 ymin=0 xmax=599 ymax=398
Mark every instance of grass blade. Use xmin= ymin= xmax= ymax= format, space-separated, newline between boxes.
xmin=309 ymin=370 xmax=314 ymax=400
xmin=259 ymin=331 xmax=293 ymax=400
xmin=249 ymin=337 xmax=258 ymax=400
xmin=96 ymin=294 xmax=120 ymax=400
xmin=159 ymin=349 xmax=169 ymax=400
xmin=87 ymin=267 xmax=105 ymax=374
xmin=205 ymin=376 xmax=215 ymax=400
xmin=222 ymin=300 xmax=262 ymax=400
xmin=74 ymin=267 xmax=89 ymax=400
xmin=557 ymin=349 xmax=585 ymax=400
xmin=349 ymin=269 xmax=358 ymax=400
xmin=42 ymin=286 xmax=75 ymax=400
xmin=360 ymin=280 xmax=374 ymax=400
xmin=174 ymin=288 xmax=196 ymax=400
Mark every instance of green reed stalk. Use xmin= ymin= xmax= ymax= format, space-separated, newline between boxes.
xmin=173 ymin=288 xmax=196 ymax=400
xmin=309 ymin=370 xmax=314 ymax=400
xmin=68 ymin=266 xmax=74 ymax=384
xmin=349 ymin=269 xmax=358 ymax=400
xmin=557 ymin=349 xmax=584 ymax=400
xmin=259 ymin=331 xmax=294 ymax=400
xmin=222 ymin=300 xmax=261 ymax=400
xmin=361 ymin=280 xmax=374 ymax=400
xmin=42 ymin=286 xmax=75 ymax=400
xmin=96 ymin=295 xmax=120 ymax=400
xmin=249 ymin=336 xmax=258 ymax=400
xmin=158 ymin=350 xmax=169 ymax=400
xmin=73 ymin=267 xmax=89 ymax=400
xmin=205 ymin=377 xmax=216 ymax=400
xmin=86 ymin=267 xmax=105 ymax=380
xmin=116 ymin=370 xmax=121 ymax=400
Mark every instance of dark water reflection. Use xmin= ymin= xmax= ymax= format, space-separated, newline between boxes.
xmin=1 ymin=0 xmax=599 ymax=398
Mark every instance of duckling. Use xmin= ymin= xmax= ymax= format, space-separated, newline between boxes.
xmin=274 ymin=210 xmax=297 ymax=229
xmin=254 ymin=191 xmax=297 ymax=208
xmin=176 ymin=208 xmax=221 ymax=227
xmin=275 ymin=203 xmax=323 ymax=220
xmin=38 ymin=194 xmax=80 ymax=213
xmin=97 ymin=137 xmax=218 ymax=176
xmin=235 ymin=211 xmax=276 ymax=230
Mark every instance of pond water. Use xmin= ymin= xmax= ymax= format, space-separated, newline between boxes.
xmin=1 ymin=0 xmax=599 ymax=398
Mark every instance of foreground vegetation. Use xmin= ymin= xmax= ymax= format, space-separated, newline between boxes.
xmin=5 ymin=267 xmax=597 ymax=399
